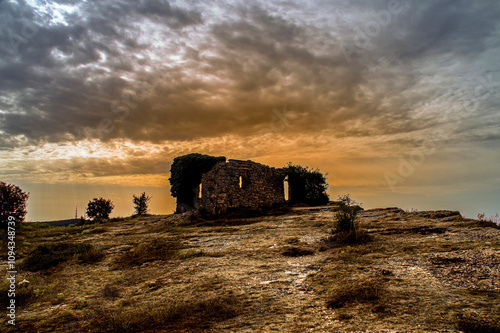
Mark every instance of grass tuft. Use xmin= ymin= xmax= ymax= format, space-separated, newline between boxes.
xmin=329 ymin=229 xmax=372 ymax=245
xmin=326 ymin=278 xmax=385 ymax=309
xmin=21 ymin=242 xmax=105 ymax=271
xmin=281 ymin=246 xmax=314 ymax=257
xmin=113 ymin=238 xmax=183 ymax=268
xmin=457 ymin=314 xmax=500 ymax=333
xmin=101 ymin=284 xmax=121 ymax=301
xmin=456 ymin=220 xmax=500 ymax=229
xmin=178 ymin=248 xmax=204 ymax=259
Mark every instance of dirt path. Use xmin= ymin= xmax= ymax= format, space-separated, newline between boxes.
xmin=169 ymin=209 xmax=337 ymax=332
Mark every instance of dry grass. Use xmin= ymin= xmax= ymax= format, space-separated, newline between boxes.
xmin=0 ymin=269 xmax=72 ymax=312
xmin=326 ymin=277 xmax=386 ymax=309
xmin=306 ymin=209 xmax=500 ymax=331
xmin=101 ymin=284 xmax=121 ymax=300
xmin=457 ymin=313 xmax=500 ymax=333
xmin=328 ymin=228 xmax=372 ymax=245
xmin=3 ymin=207 xmax=500 ymax=332
xmin=0 ymin=278 xmax=36 ymax=307
xmin=87 ymin=294 xmax=242 ymax=332
xmin=178 ymin=248 xmax=204 ymax=259
xmin=112 ymin=237 xmax=185 ymax=268
xmin=281 ymin=246 xmax=315 ymax=257
xmin=21 ymin=242 xmax=105 ymax=271
xmin=455 ymin=219 xmax=500 ymax=229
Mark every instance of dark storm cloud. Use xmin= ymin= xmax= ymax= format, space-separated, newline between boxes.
xmin=324 ymin=0 xmax=500 ymax=135
xmin=398 ymin=0 xmax=500 ymax=58
xmin=0 ymin=0 xmax=499 ymax=147
xmin=0 ymin=0 xmax=202 ymax=146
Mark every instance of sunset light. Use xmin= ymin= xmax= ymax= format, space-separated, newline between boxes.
xmin=2 ymin=1 xmax=500 ymax=331
xmin=1 ymin=0 xmax=499 ymax=220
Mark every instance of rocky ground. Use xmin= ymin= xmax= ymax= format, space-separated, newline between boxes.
xmin=1 ymin=206 xmax=499 ymax=332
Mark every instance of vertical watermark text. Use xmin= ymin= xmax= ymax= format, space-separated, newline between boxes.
xmin=6 ymin=216 xmax=17 ymax=326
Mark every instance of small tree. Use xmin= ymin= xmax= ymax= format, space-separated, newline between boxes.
xmin=282 ymin=163 xmax=329 ymax=205
xmin=86 ymin=198 xmax=114 ymax=220
xmin=332 ymin=194 xmax=369 ymax=244
xmin=133 ymin=192 xmax=151 ymax=215
xmin=334 ymin=194 xmax=361 ymax=232
xmin=0 ymin=181 xmax=29 ymax=228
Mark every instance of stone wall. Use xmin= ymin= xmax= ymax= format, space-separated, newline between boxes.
xmin=194 ymin=159 xmax=285 ymax=215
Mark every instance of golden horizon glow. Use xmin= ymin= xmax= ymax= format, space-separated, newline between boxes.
xmin=1 ymin=1 xmax=499 ymax=221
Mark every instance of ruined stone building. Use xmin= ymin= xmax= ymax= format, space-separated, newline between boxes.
xmin=177 ymin=159 xmax=285 ymax=215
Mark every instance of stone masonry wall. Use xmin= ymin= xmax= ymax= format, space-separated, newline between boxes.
xmin=194 ymin=159 xmax=285 ymax=215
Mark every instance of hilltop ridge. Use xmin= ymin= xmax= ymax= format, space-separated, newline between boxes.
xmin=2 ymin=207 xmax=499 ymax=332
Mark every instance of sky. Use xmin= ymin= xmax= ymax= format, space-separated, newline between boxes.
xmin=1 ymin=0 xmax=499 ymax=221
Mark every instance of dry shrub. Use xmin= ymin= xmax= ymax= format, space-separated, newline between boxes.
xmin=113 ymin=238 xmax=183 ymax=268
xmin=330 ymin=229 xmax=372 ymax=245
xmin=285 ymin=237 xmax=300 ymax=244
xmin=326 ymin=278 xmax=385 ymax=309
xmin=282 ymin=246 xmax=314 ymax=257
xmin=334 ymin=195 xmax=362 ymax=232
xmin=477 ymin=212 xmax=500 ymax=224
xmin=79 ymin=245 xmax=106 ymax=263
xmin=457 ymin=313 xmax=500 ymax=333
xmin=329 ymin=195 xmax=371 ymax=245
xmin=21 ymin=242 xmax=105 ymax=271
xmin=102 ymin=284 xmax=121 ymax=301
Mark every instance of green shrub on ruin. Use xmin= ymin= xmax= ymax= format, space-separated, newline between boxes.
xmin=169 ymin=153 xmax=226 ymax=209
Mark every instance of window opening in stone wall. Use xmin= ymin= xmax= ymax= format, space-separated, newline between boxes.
xmin=284 ymin=176 xmax=289 ymax=201
xmin=198 ymin=183 xmax=202 ymax=198
xmin=241 ymin=174 xmax=250 ymax=189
